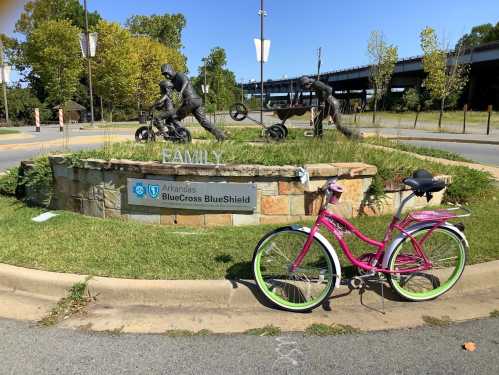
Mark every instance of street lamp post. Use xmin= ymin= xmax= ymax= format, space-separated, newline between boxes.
xmin=240 ymin=78 xmax=244 ymax=103
xmin=258 ymin=0 xmax=265 ymax=125
xmin=0 ymin=41 xmax=9 ymax=126
xmin=203 ymin=58 xmax=208 ymax=105
xmin=83 ymin=0 xmax=95 ymax=127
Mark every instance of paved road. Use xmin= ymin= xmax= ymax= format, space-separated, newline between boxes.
xmin=357 ymin=126 xmax=499 ymax=143
xmin=1 ymin=317 xmax=498 ymax=374
xmin=0 ymin=125 xmax=133 ymax=171
xmin=402 ymin=140 xmax=499 ymax=166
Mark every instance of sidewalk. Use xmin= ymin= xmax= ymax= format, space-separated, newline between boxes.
xmin=360 ymin=127 xmax=499 ymax=145
xmin=1 ymin=261 xmax=498 ymax=334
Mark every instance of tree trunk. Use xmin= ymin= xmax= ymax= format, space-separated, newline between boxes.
xmin=414 ymin=105 xmax=420 ymax=128
xmin=438 ymin=98 xmax=445 ymax=131
xmin=372 ymin=96 xmax=378 ymax=125
xmin=100 ymin=97 xmax=104 ymax=122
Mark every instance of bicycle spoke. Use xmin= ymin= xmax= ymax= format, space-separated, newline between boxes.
xmin=389 ymin=228 xmax=465 ymax=301
xmin=254 ymin=229 xmax=336 ymax=311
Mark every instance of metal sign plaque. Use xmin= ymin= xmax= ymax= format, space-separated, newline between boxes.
xmin=127 ymin=178 xmax=257 ymax=212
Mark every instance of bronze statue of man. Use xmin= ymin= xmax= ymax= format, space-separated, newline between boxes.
xmin=161 ymin=64 xmax=226 ymax=141
xmin=299 ymin=76 xmax=360 ymax=139
xmin=299 ymin=76 xmax=341 ymax=137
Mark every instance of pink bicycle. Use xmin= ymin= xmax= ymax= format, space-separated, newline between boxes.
xmin=253 ymin=170 xmax=470 ymax=312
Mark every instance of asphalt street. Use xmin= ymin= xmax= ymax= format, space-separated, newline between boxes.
xmin=402 ymin=140 xmax=499 ymax=166
xmin=0 ymin=125 xmax=133 ymax=171
xmin=0 ymin=317 xmax=498 ymax=374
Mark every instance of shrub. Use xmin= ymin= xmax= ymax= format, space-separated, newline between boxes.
xmin=403 ymin=88 xmax=420 ymax=111
xmin=444 ymin=166 xmax=493 ymax=203
xmin=0 ymin=167 xmax=20 ymax=196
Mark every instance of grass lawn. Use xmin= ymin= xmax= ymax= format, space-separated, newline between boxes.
xmin=0 ymin=190 xmax=497 ymax=280
xmin=354 ymin=110 xmax=499 ymax=129
xmin=0 ymin=128 xmax=20 ymax=135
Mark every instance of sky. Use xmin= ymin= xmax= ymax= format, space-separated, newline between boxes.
xmin=2 ymin=0 xmax=499 ymax=83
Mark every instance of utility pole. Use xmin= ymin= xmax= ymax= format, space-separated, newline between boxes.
xmin=259 ymin=0 xmax=266 ymax=125
xmin=83 ymin=0 xmax=95 ymax=127
xmin=241 ymin=79 xmax=244 ymax=103
xmin=203 ymin=58 xmax=207 ymax=105
xmin=0 ymin=41 xmax=9 ymax=126
xmin=317 ymin=47 xmax=322 ymax=80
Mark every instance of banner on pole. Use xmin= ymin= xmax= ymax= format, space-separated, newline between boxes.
xmin=254 ymin=39 xmax=271 ymax=62
xmin=201 ymin=84 xmax=210 ymax=94
xmin=79 ymin=33 xmax=98 ymax=58
xmin=0 ymin=65 xmax=11 ymax=84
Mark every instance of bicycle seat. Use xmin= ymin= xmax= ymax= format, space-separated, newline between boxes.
xmin=403 ymin=169 xmax=446 ymax=197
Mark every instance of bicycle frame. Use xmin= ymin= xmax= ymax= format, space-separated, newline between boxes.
xmin=290 ymin=190 xmax=461 ymax=275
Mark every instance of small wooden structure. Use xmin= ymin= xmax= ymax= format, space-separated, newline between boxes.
xmin=53 ymin=101 xmax=87 ymax=123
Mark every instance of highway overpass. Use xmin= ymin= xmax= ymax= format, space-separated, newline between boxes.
xmin=242 ymin=42 xmax=499 ymax=110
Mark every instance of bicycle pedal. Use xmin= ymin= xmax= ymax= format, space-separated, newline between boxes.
xmin=349 ymin=277 xmax=365 ymax=289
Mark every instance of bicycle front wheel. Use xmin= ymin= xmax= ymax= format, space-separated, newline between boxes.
xmin=253 ymin=227 xmax=337 ymax=312
xmin=388 ymin=227 xmax=467 ymax=301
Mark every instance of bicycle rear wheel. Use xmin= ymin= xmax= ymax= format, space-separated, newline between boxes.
xmin=253 ymin=227 xmax=337 ymax=312
xmin=388 ymin=227 xmax=467 ymax=301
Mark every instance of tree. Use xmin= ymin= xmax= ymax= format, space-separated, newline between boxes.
xmin=456 ymin=22 xmax=499 ymax=49
xmin=15 ymin=0 xmax=101 ymax=36
xmin=194 ymin=47 xmax=238 ymax=111
xmin=367 ymin=31 xmax=398 ymax=124
xmin=126 ymin=14 xmax=186 ymax=52
xmin=420 ymin=27 xmax=469 ymax=130
xmin=92 ymin=21 xmax=140 ymax=122
xmin=131 ymin=36 xmax=186 ymax=111
xmin=24 ymin=20 xmax=83 ymax=106
xmin=0 ymin=86 xmax=51 ymax=124
xmin=403 ymin=88 xmax=420 ymax=111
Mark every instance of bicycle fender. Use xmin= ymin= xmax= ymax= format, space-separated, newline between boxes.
xmin=291 ymin=225 xmax=342 ymax=288
xmin=381 ymin=221 xmax=469 ymax=269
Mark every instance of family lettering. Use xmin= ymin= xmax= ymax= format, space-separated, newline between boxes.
xmin=162 ymin=148 xmax=223 ymax=166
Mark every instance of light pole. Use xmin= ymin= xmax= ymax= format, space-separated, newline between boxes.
xmin=203 ymin=58 xmax=208 ymax=105
xmin=258 ymin=0 xmax=266 ymax=124
xmin=240 ymin=78 xmax=244 ymax=103
xmin=0 ymin=41 xmax=9 ymax=126
xmin=317 ymin=47 xmax=322 ymax=80
xmin=83 ymin=0 xmax=95 ymax=127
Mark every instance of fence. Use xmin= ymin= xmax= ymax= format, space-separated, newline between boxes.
xmin=340 ymin=104 xmax=496 ymax=135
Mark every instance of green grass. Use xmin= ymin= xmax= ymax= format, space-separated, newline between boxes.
xmin=0 ymin=189 xmax=498 ymax=280
xmin=39 ymin=280 xmax=92 ymax=326
xmin=422 ymin=315 xmax=452 ymax=327
xmin=194 ymin=127 xmax=308 ymax=142
xmin=304 ymin=323 xmax=360 ymax=336
xmin=490 ymin=310 xmax=499 ymax=318
xmin=245 ymin=325 xmax=281 ymax=336
xmin=163 ymin=329 xmax=213 ymax=337
xmin=0 ymin=128 xmax=20 ymax=135
xmin=365 ymin=136 xmax=472 ymax=163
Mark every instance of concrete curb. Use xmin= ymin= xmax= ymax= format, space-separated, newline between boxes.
xmin=1 ymin=260 xmax=498 ymax=309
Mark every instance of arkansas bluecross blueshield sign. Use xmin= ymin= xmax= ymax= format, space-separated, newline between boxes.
xmin=128 ymin=178 xmax=257 ymax=212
